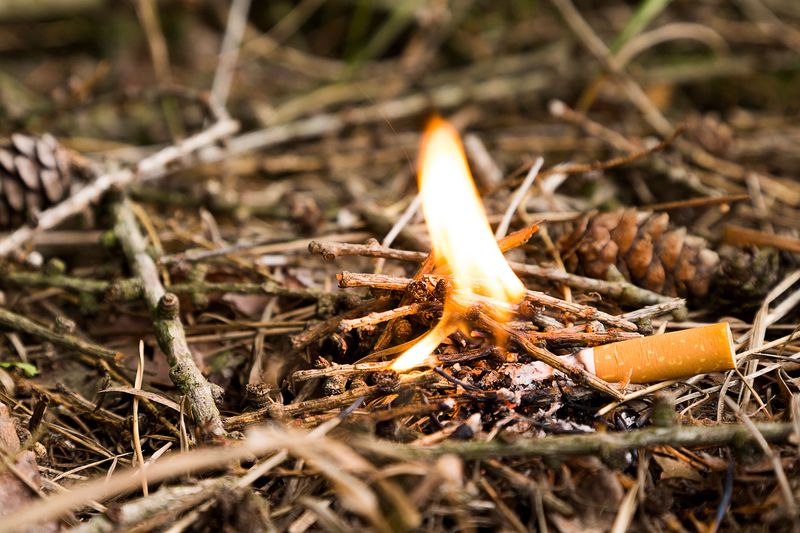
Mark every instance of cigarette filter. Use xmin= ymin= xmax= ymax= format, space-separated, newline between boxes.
xmin=576 ymin=322 xmax=736 ymax=383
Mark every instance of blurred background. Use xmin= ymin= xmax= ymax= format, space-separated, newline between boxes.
xmin=1 ymin=0 xmax=797 ymax=219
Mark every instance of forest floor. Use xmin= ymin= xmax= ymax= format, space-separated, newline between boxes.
xmin=1 ymin=1 xmax=800 ymax=531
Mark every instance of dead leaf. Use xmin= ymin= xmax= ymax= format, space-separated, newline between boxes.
xmin=0 ymin=403 xmax=58 ymax=533
xmin=654 ymin=454 xmax=703 ymax=482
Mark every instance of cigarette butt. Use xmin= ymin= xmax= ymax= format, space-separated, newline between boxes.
xmin=577 ymin=323 xmax=735 ymax=383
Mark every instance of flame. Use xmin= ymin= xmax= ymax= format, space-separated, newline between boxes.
xmin=390 ymin=117 xmax=525 ymax=371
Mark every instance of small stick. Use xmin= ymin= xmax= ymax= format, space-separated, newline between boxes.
xmin=337 ymin=271 xmax=639 ymax=331
xmin=309 ymin=241 xmax=425 ymax=262
xmin=367 ymin=421 xmax=795 ymax=460
xmin=0 ymin=308 xmax=120 ymax=362
xmin=292 ymin=361 xmax=392 ymax=382
xmin=495 ymin=157 xmax=543 ymax=239
xmin=0 ymin=119 xmax=238 ymax=258
xmin=313 ymin=239 xmax=672 ymax=306
xmin=642 ymin=194 xmax=750 ymax=212
xmin=290 ymin=298 xmax=390 ymax=350
xmin=520 ymin=330 xmax=642 ymax=345
xmin=722 ymin=223 xmax=800 ymax=254
xmin=209 ymin=0 xmax=251 ymax=110
xmin=524 ymin=289 xmax=637 ymax=331
xmin=224 ymin=371 xmax=438 ymax=429
xmin=511 ymin=263 xmax=672 ymax=306
xmin=621 ymin=299 xmax=687 ymax=321
xmin=114 ymin=199 xmax=225 ymax=438
xmin=337 ymin=271 xmax=417 ymax=291
xmin=338 ymin=303 xmax=438 ymax=332
xmin=309 ymin=221 xmax=540 ymax=262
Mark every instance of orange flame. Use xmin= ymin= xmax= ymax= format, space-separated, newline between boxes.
xmin=390 ymin=117 xmax=525 ymax=371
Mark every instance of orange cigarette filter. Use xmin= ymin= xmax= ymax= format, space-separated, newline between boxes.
xmin=576 ymin=323 xmax=736 ymax=383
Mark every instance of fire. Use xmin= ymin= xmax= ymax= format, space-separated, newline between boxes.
xmin=390 ymin=117 xmax=525 ymax=371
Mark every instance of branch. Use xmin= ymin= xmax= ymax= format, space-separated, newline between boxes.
xmin=113 ymin=199 xmax=225 ymax=438
xmin=0 ymin=308 xmax=120 ymax=362
xmin=367 ymin=421 xmax=795 ymax=459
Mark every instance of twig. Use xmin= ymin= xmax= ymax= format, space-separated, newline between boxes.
xmin=642 ymin=194 xmax=750 ymax=212
xmin=518 ymin=329 xmax=641 ymax=345
xmin=338 ymin=303 xmax=438 ymax=332
xmin=292 ymin=361 xmax=392 ymax=382
xmin=511 ymin=263 xmax=673 ymax=306
xmin=309 ymin=241 xmax=425 ymax=263
xmin=376 ymin=194 xmax=421 ymax=273
xmin=0 ymin=118 xmax=238 ymax=258
xmin=366 ymin=421 xmax=795 ymax=459
xmin=132 ymin=341 xmax=148 ymax=496
xmin=336 ymin=271 xmax=639 ymax=331
xmin=495 ymin=157 xmax=543 ymax=239
xmin=723 ymin=223 xmax=800 ymax=254
xmin=210 ymin=0 xmax=251 ymax=110
xmin=161 ymin=231 xmax=370 ymax=265
xmin=224 ymin=371 xmax=438 ymax=429
xmin=290 ymin=298 xmax=389 ymax=350
xmin=0 ymin=308 xmax=120 ymax=362
xmin=621 ymin=299 xmax=687 ymax=321
xmin=113 ymin=198 xmax=225 ymax=438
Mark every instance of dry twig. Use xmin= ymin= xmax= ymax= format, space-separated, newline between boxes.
xmin=114 ymin=198 xmax=225 ymax=438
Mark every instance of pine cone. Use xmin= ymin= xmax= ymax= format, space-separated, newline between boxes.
xmin=0 ymin=133 xmax=77 ymax=229
xmin=560 ymin=209 xmax=720 ymax=299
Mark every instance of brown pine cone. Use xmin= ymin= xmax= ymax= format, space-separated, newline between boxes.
xmin=559 ymin=209 xmax=720 ymax=299
xmin=0 ymin=133 xmax=78 ymax=229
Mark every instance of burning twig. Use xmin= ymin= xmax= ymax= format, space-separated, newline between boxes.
xmin=520 ymin=329 xmax=641 ymax=345
xmin=367 ymin=223 xmax=540 ymax=353
xmin=312 ymin=239 xmax=675 ymax=306
xmin=336 ymin=271 xmax=638 ymax=331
